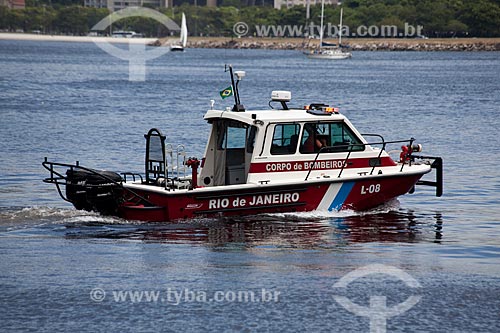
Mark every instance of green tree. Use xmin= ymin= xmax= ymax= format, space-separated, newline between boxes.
xmin=459 ymin=0 xmax=500 ymax=37
xmin=2 ymin=0 xmax=499 ymax=38
xmin=86 ymin=8 xmax=109 ymax=32
xmin=55 ymin=6 xmax=88 ymax=35
xmin=5 ymin=8 xmax=25 ymax=31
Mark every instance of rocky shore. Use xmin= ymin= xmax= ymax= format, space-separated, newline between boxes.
xmin=2 ymin=33 xmax=497 ymax=51
xmin=152 ymin=37 xmax=500 ymax=51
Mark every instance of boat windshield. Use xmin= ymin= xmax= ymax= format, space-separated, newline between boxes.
xmin=271 ymin=123 xmax=300 ymax=155
xmin=217 ymin=120 xmax=256 ymax=152
xmin=300 ymin=122 xmax=364 ymax=154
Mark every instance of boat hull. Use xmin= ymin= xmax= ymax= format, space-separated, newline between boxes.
xmin=307 ymin=52 xmax=352 ymax=60
xmin=118 ymin=173 xmax=423 ymax=222
xmin=170 ymin=45 xmax=184 ymax=52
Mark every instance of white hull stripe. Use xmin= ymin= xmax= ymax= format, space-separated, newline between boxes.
xmin=329 ymin=182 xmax=355 ymax=211
xmin=317 ymin=183 xmax=342 ymax=211
xmin=317 ymin=182 xmax=355 ymax=212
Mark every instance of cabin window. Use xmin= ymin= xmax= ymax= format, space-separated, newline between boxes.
xmin=328 ymin=122 xmax=364 ymax=152
xmin=300 ymin=122 xmax=364 ymax=154
xmin=246 ymin=126 xmax=257 ymax=153
xmin=271 ymin=124 xmax=300 ymax=155
xmin=218 ymin=120 xmax=248 ymax=150
xmin=226 ymin=126 xmax=247 ymax=149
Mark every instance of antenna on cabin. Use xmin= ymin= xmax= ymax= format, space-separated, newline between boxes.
xmin=270 ymin=91 xmax=291 ymax=110
xmin=225 ymin=64 xmax=245 ymax=112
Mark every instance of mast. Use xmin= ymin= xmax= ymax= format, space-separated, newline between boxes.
xmin=319 ymin=0 xmax=325 ymax=50
xmin=304 ymin=0 xmax=311 ymax=47
xmin=339 ymin=7 xmax=343 ymax=46
xmin=306 ymin=0 xmax=310 ymax=21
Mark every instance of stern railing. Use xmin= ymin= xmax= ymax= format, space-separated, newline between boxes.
xmin=42 ymin=158 xmax=155 ymax=206
xmin=303 ymin=137 xmax=443 ymax=197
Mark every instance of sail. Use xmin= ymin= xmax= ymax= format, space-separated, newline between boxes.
xmin=319 ymin=0 xmax=325 ymax=48
xmin=339 ymin=7 xmax=343 ymax=46
xmin=180 ymin=13 xmax=188 ymax=48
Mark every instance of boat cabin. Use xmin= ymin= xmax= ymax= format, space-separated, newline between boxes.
xmin=198 ymin=94 xmax=381 ymax=188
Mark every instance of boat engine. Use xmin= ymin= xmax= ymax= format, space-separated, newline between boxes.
xmin=66 ymin=168 xmax=123 ymax=215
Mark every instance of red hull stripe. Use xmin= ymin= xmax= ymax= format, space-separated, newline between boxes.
xmin=119 ymin=175 xmax=423 ymax=222
xmin=249 ymin=156 xmax=396 ymax=173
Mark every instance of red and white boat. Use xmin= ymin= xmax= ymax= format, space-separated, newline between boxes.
xmin=43 ymin=66 xmax=442 ymax=222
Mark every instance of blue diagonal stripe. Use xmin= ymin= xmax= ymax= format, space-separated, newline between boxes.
xmin=329 ymin=182 xmax=355 ymax=211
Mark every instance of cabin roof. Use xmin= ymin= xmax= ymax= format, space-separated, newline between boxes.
xmin=204 ymin=108 xmax=347 ymax=125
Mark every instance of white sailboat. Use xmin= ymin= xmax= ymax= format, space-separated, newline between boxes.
xmin=307 ymin=2 xmax=352 ymax=60
xmin=171 ymin=13 xmax=188 ymax=52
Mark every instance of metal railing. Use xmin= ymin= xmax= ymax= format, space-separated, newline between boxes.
xmin=304 ymin=137 xmax=416 ymax=181
xmin=302 ymin=136 xmax=443 ymax=197
xmin=164 ymin=144 xmax=187 ymax=191
xmin=42 ymin=158 xmax=154 ymax=207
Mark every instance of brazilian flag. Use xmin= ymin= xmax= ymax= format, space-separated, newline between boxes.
xmin=220 ymin=86 xmax=233 ymax=99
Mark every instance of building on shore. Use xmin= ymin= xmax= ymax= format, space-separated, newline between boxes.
xmin=83 ymin=0 xmax=170 ymax=11
xmin=111 ymin=0 xmax=169 ymax=11
xmin=83 ymin=0 xmax=273 ymax=11
xmin=0 ymin=0 xmax=25 ymax=9
xmin=274 ymin=0 xmax=338 ymax=10
xmin=83 ymin=0 xmax=107 ymax=9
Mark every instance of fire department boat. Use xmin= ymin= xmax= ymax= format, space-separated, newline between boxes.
xmin=43 ymin=67 xmax=442 ymax=222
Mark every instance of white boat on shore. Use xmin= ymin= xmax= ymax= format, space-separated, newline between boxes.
xmin=306 ymin=47 xmax=352 ymax=60
xmin=307 ymin=3 xmax=352 ymax=60
xmin=112 ymin=31 xmax=142 ymax=38
xmin=170 ymin=13 xmax=188 ymax=52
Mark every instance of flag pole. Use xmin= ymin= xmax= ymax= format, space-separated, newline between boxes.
xmin=226 ymin=64 xmax=244 ymax=111
xmin=227 ymin=65 xmax=239 ymax=109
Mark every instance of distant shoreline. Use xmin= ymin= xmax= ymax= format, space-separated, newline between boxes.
xmin=0 ymin=33 xmax=157 ymax=44
xmin=180 ymin=36 xmax=500 ymax=51
xmin=2 ymin=33 xmax=499 ymax=51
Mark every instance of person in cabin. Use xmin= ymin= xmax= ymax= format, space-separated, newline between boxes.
xmin=300 ymin=124 xmax=326 ymax=153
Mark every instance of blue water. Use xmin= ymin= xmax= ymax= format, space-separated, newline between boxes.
xmin=1 ymin=40 xmax=500 ymax=332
